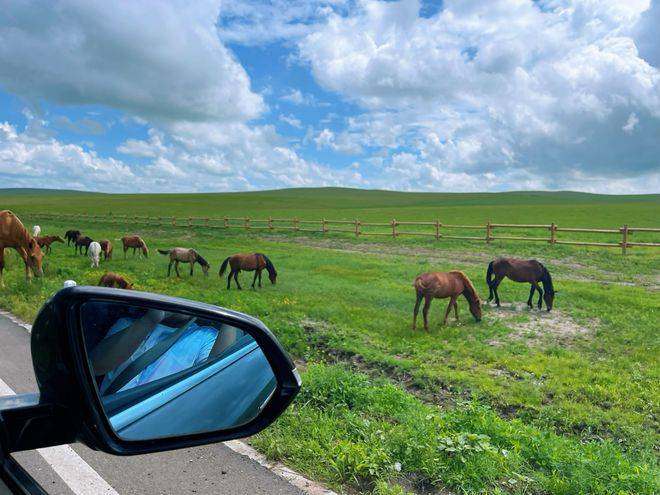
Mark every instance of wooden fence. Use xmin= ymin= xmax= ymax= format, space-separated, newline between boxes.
xmin=24 ymin=212 xmax=660 ymax=255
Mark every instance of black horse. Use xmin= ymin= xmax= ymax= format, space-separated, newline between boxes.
xmin=64 ymin=230 xmax=81 ymax=246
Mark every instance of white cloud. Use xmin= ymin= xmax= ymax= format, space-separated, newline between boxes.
xmin=314 ymin=128 xmax=363 ymax=154
xmin=622 ymin=112 xmax=640 ymax=133
xmin=0 ymin=0 xmax=264 ymax=124
xmin=279 ymin=114 xmax=303 ymax=128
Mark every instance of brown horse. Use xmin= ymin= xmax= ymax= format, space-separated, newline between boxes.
xmin=486 ymin=258 xmax=556 ymax=311
xmin=219 ymin=253 xmax=277 ymax=290
xmin=98 ymin=272 xmax=133 ymax=289
xmin=158 ymin=248 xmax=210 ymax=277
xmin=35 ymin=235 xmax=64 ymax=254
xmin=121 ymin=235 xmax=148 ymax=258
xmin=99 ymin=240 xmax=113 ymax=260
xmin=0 ymin=210 xmax=44 ymax=286
xmin=75 ymin=235 xmax=94 ymax=255
xmin=413 ymin=271 xmax=482 ymax=331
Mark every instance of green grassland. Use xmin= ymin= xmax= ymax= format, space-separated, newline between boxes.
xmin=1 ymin=189 xmax=659 ymax=494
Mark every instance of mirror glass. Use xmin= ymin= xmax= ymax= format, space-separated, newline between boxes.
xmin=80 ymin=301 xmax=277 ymax=440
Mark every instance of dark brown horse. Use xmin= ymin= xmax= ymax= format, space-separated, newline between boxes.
xmin=75 ymin=235 xmax=94 ymax=255
xmin=219 ymin=253 xmax=277 ymax=290
xmin=486 ymin=258 xmax=556 ymax=311
xmin=99 ymin=240 xmax=113 ymax=260
xmin=413 ymin=271 xmax=482 ymax=330
xmin=0 ymin=210 xmax=44 ymax=286
xmin=64 ymin=230 xmax=81 ymax=246
xmin=158 ymin=248 xmax=210 ymax=277
xmin=98 ymin=272 xmax=133 ymax=289
xmin=35 ymin=235 xmax=64 ymax=254
xmin=121 ymin=235 xmax=148 ymax=258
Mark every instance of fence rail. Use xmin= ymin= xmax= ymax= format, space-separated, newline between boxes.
xmin=22 ymin=212 xmax=660 ymax=255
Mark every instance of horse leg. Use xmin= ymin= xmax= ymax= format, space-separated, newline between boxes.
xmin=189 ymin=262 xmax=194 ymax=276
xmin=227 ymin=270 xmax=232 ymax=290
xmin=258 ymin=269 xmax=263 ymax=288
xmin=422 ymin=296 xmax=432 ymax=331
xmin=412 ymin=292 xmax=423 ymax=330
xmin=454 ymin=299 xmax=459 ymax=321
xmin=167 ymin=260 xmax=173 ymax=277
xmin=527 ymin=284 xmax=535 ymax=308
xmin=443 ymin=296 xmax=456 ymax=325
xmin=0 ymin=249 xmax=4 ymax=288
xmin=251 ymin=270 xmax=258 ymax=289
xmin=234 ymin=270 xmax=242 ymax=290
xmin=532 ymin=282 xmax=543 ymax=309
xmin=175 ymin=261 xmax=181 ymax=277
xmin=493 ymin=276 xmax=504 ymax=307
xmin=123 ymin=246 xmax=127 ymax=259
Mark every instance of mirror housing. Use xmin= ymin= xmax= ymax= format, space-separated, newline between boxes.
xmin=24 ymin=286 xmax=300 ymax=455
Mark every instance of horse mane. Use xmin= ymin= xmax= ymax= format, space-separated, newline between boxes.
xmin=257 ymin=253 xmax=277 ymax=277
xmin=540 ymin=264 xmax=554 ymax=294
xmin=451 ymin=271 xmax=480 ymax=304
xmin=195 ymin=251 xmax=209 ymax=267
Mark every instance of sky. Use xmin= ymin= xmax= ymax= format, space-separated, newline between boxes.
xmin=0 ymin=0 xmax=659 ymax=194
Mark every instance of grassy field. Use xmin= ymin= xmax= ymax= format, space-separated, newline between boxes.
xmin=1 ymin=189 xmax=659 ymax=494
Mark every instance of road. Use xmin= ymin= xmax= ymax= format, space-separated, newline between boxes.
xmin=0 ymin=313 xmax=305 ymax=495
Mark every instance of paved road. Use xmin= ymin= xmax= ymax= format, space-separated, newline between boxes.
xmin=0 ymin=313 xmax=303 ymax=495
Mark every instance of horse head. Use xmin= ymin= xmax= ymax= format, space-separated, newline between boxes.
xmin=544 ymin=290 xmax=555 ymax=311
xmin=468 ymin=297 xmax=482 ymax=322
xmin=28 ymin=238 xmax=44 ymax=277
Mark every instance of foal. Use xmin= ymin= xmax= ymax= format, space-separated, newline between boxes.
xmin=218 ymin=253 xmax=277 ymax=289
xmin=158 ymin=248 xmax=210 ymax=277
xmin=99 ymin=240 xmax=113 ymax=260
xmin=121 ymin=235 xmax=148 ymax=258
xmin=486 ymin=258 xmax=556 ymax=311
xmin=75 ymin=235 xmax=94 ymax=255
xmin=413 ymin=271 xmax=482 ymax=330
xmin=98 ymin=272 xmax=133 ymax=289
xmin=35 ymin=235 xmax=64 ymax=254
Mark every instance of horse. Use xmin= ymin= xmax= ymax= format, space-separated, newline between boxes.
xmin=32 ymin=225 xmax=41 ymax=237
xmin=158 ymin=248 xmax=210 ymax=277
xmin=486 ymin=258 xmax=556 ymax=311
xmin=218 ymin=253 xmax=277 ymax=290
xmin=64 ymin=230 xmax=81 ymax=246
xmin=99 ymin=240 xmax=113 ymax=260
xmin=121 ymin=235 xmax=148 ymax=258
xmin=0 ymin=210 xmax=44 ymax=286
xmin=35 ymin=235 xmax=64 ymax=254
xmin=98 ymin=272 xmax=133 ymax=289
xmin=413 ymin=271 xmax=482 ymax=331
xmin=75 ymin=235 xmax=94 ymax=255
xmin=88 ymin=242 xmax=102 ymax=268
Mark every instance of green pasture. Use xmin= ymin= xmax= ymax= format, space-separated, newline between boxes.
xmin=1 ymin=189 xmax=659 ymax=494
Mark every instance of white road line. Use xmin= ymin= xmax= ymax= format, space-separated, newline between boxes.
xmin=0 ymin=378 xmax=119 ymax=495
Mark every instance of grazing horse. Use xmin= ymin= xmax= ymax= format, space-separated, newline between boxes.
xmin=158 ymin=248 xmax=210 ymax=277
xmin=75 ymin=235 xmax=94 ymax=255
xmin=88 ymin=242 xmax=102 ymax=268
xmin=121 ymin=235 xmax=148 ymax=258
xmin=486 ymin=258 xmax=556 ymax=311
xmin=35 ymin=235 xmax=64 ymax=254
xmin=0 ymin=210 xmax=44 ymax=286
xmin=65 ymin=230 xmax=81 ymax=246
xmin=32 ymin=225 xmax=41 ymax=237
xmin=99 ymin=240 xmax=113 ymax=260
xmin=219 ymin=253 xmax=277 ymax=290
xmin=413 ymin=271 xmax=482 ymax=330
xmin=98 ymin=272 xmax=133 ymax=289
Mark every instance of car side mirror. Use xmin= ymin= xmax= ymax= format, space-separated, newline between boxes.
xmin=3 ymin=286 xmax=300 ymax=456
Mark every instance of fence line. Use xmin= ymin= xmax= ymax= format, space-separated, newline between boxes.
xmin=22 ymin=212 xmax=660 ymax=255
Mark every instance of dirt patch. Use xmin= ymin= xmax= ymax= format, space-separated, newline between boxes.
xmin=485 ymin=303 xmax=593 ymax=347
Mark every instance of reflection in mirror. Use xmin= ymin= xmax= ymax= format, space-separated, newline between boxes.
xmin=80 ymin=301 xmax=277 ymax=440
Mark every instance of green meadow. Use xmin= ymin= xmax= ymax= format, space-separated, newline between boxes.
xmin=1 ymin=188 xmax=659 ymax=494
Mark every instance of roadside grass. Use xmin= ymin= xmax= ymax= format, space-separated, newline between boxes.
xmin=0 ymin=216 xmax=658 ymax=494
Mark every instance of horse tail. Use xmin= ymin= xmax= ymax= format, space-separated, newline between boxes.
xmin=219 ymin=257 xmax=230 ymax=277
xmin=413 ymin=275 xmax=428 ymax=295
xmin=486 ymin=261 xmax=494 ymax=288
xmin=157 ymin=249 xmax=171 ymax=256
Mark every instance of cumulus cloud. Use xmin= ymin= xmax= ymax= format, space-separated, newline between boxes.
xmin=297 ymin=0 xmax=660 ymax=183
xmin=0 ymin=0 xmax=264 ymax=124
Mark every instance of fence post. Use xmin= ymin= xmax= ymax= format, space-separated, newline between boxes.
xmin=392 ymin=219 xmax=397 ymax=238
xmin=205 ymin=218 xmax=209 ymax=227
xmin=549 ymin=223 xmax=556 ymax=244
xmin=486 ymin=221 xmax=492 ymax=243
xmin=294 ymin=217 xmax=299 ymax=232
xmin=435 ymin=220 xmax=440 ymax=240
xmin=268 ymin=217 xmax=273 ymax=231
xmin=621 ymin=224 xmax=629 ymax=255
xmin=245 ymin=217 xmax=250 ymax=230
xmin=224 ymin=216 xmax=228 ymax=229
xmin=355 ymin=219 xmax=360 ymax=237
xmin=322 ymin=218 xmax=327 ymax=234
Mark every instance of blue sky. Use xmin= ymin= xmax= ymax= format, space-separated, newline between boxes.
xmin=0 ymin=0 xmax=659 ymax=193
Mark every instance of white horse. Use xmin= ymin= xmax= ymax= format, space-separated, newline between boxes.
xmin=32 ymin=225 xmax=41 ymax=237
xmin=88 ymin=241 xmax=102 ymax=268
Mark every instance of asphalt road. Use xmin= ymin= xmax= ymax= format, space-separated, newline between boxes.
xmin=0 ymin=313 xmax=304 ymax=495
